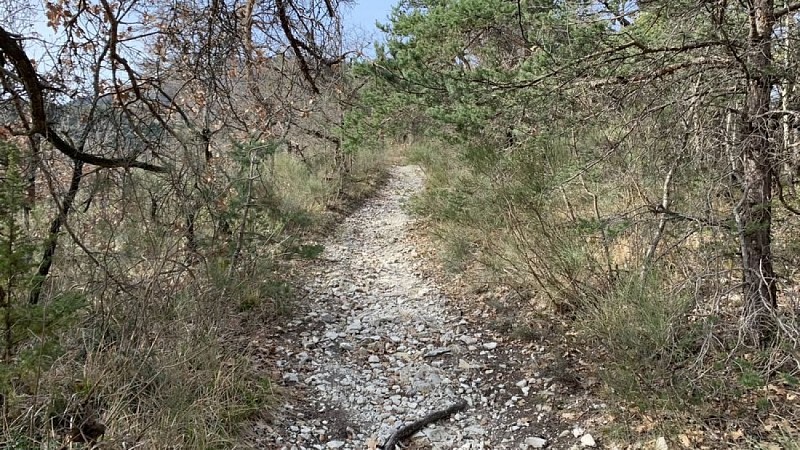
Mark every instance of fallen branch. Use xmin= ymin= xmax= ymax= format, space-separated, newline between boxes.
xmin=381 ymin=399 xmax=467 ymax=450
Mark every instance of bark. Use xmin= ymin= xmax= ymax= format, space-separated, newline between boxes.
xmin=781 ymin=0 xmax=798 ymax=194
xmin=185 ymin=212 xmax=198 ymax=254
xmin=29 ymin=159 xmax=84 ymax=304
xmin=736 ymin=0 xmax=779 ymax=346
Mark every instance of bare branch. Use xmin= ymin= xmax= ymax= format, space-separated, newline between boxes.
xmin=0 ymin=26 xmax=167 ymax=172
xmin=774 ymin=1 xmax=800 ymax=18
xmin=275 ymin=0 xmax=320 ymax=94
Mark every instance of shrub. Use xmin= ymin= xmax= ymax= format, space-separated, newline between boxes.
xmin=579 ymin=271 xmax=701 ymax=406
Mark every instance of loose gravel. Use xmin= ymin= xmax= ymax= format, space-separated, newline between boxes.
xmin=248 ymin=166 xmax=606 ymax=450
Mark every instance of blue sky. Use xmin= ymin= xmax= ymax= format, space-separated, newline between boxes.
xmin=22 ymin=0 xmax=399 ymax=63
xmin=342 ymin=0 xmax=397 ymax=43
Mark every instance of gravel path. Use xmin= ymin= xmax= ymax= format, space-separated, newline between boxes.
xmin=249 ymin=166 xmax=604 ymax=450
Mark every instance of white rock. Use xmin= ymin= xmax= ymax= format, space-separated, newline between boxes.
xmin=320 ymin=313 xmax=335 ymax=323
xmin=580 ymin=433 xmax=596 ymax=447
xmin=425 ymin=347 xmax=451 ymax=357
xmin=524 ymin=437 xmax=547 ymax=448
xmin=368 ymin=355 xmax=381 ymax=363
xmin=326 ymin=440 xmax=345 ymax=448
xmin=424 ymin=426 xmax=451 ymax=442
xmin=482 ymin=342 xmax=498 ymax=350
xmin=324 ymin=331 xmax=339 ymax=340
xmin=460 ymin=335 xmax=479 ymax=345
xmin=282 ymin=373 xmax=299 ymax=383
xmin=654 ymin=437 xmax=668 ymax=450
xmin=458 ymin=359 xmax=481 ymax=369
xmin=572 ymin=427 xmax=584 ymax=437
xmin=464 ymin=425 xmax=487 ymax=436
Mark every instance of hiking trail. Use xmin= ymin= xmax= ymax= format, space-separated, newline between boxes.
xmin=248 ymin=165 xmax=603 ymax=450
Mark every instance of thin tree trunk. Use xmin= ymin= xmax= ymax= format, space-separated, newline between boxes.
xmin=737 ymin=0 xmax=778 ymax=346
xmin=29 ymin=159 xmax=84 ymax=304
xmin=23 ymin=135 xmax=39 ymax=230
xmin=185 ymin=212 xmax=198 ymax=254
xmin=641 ymin=164 xmax=676 ymax=279
xmin=781 ymin=0 xmax=796 ymax=195
xmin=228 ymin=148 xmax=257 ymax=275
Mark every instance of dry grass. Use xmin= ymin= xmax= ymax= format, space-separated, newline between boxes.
xmin=406 ymin=136 xmax=800 ymax=447
xmin=1 ymin=140 xmax=390 ymax=448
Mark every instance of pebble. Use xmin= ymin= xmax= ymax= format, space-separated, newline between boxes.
xmin=320 ymin=313 xmax=335 ymax=323
xmin=460 ymin=336 xmax=478 ymax=345
xmin=283 ymin=373 xmax=299 ymax=383
xmin=580 ymin=433 xmax=596 ymax=447
xmin=324 ymin=331 xmax=339 ymax=340
xmin=425 ymin=347 xmax=451 ymax=357
xmin=524 ymin=437 xmax=548 ymax=448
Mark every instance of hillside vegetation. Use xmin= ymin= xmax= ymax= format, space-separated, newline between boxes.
xmin=352 ymin=0 xmax=800 ymax=446
xmin=2 ymin=0 xmax=800 ymax=448
xmin=1 ymin=0 xmax=388 ymax=447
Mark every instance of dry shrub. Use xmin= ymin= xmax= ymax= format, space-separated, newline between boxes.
xmin=408 ymin=135 xmax=800 ymax=437
xmin=1 ymin=138 xmax=388 ymax=448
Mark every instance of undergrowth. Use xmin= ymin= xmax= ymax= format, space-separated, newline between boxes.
xmin=407 ymin=137 xmax=800 ymax=447
xmin=0 ymin=137 xmax=389 ymax=448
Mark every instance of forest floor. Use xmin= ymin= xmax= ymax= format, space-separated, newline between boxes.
xmin=244 ymin=165 xmax=618 ymax=450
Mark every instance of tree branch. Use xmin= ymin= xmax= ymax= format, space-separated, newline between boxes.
xmin=275 ymin=0 xmax=320 ymax=94
xmin=323 ymin=0 xmax=336 ymax=18
xmin=775 ymin=1 xmax=800 ymax=18
xmin=0 ymin=26 xmax=167 ymax=173
xmin=585 ymin=57 xmax=730 ymax=87
xmin=648 ymin=204 xmax=733 ymax=230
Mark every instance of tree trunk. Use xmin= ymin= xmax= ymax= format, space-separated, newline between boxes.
xmin=29 ymin=159 xmax=84 ymax=304
xmin=736 ymin=0 xmax=778 ymax=346
xmin=781 ymin=0 xmax=797 ymax=195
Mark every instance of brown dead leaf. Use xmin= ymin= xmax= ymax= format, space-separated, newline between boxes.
xmin=366 ymin=437 xmax=379 ymax=450
xmin=758 ymin=443 xmax=782 ymax=450
xmin=634 ymin=416 xmax=657 ymax=433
